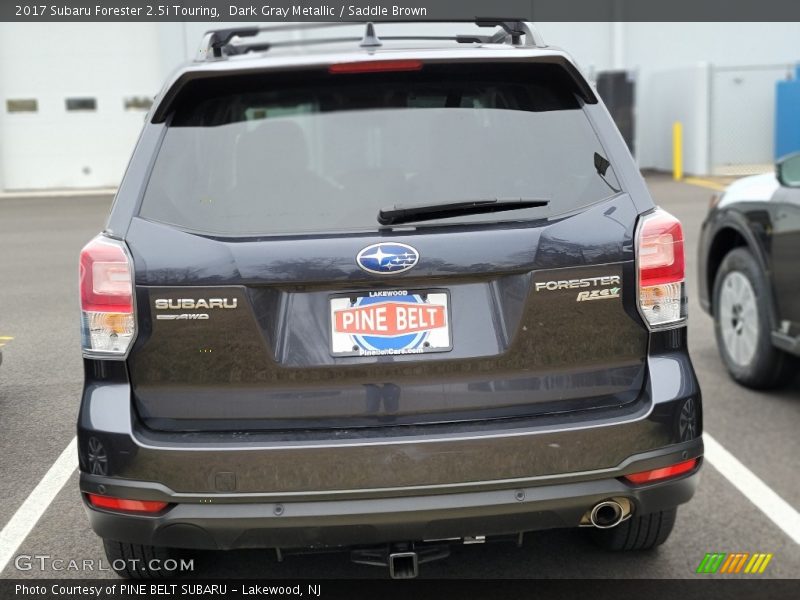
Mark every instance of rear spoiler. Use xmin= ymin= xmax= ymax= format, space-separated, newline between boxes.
xmin=150 ymin=54 xmax=597 ymax=124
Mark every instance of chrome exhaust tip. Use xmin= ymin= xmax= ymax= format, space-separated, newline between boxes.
xmin=589 ymin=500 xmax=626 ymax=529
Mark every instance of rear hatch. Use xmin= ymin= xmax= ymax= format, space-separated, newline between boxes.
xmin=126 ymin=60 xmax=648 ymax=431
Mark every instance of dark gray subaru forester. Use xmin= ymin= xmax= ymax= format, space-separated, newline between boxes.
xmin=78 ymin=21 xmax=702 ymax=578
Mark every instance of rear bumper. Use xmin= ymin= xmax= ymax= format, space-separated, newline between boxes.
xmin=81 ymin=450 xmax=701 ymax=550
xmin=78 ymin=330 xmax=703 ymax=549
xmin=78 ymin=340 xmax=701 ymax=495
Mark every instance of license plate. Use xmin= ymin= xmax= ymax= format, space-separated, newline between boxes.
xmin=330 ymin=290 xmax=451 ymax=357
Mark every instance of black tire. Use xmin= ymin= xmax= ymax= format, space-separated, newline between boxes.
xmin=712 ymin=247 xmax=793 ymax=389
xmin=590 ymin=508 xmax=677 ymax=551
xmin=102 ymin=539 xmax=185 ymax=579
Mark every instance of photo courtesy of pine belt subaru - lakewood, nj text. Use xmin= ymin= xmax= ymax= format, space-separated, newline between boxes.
xmin=76 ymin=21 xmax=703 ymax=579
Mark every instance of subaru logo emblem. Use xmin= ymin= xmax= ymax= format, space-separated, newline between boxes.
xmin=356 ymin=243 xmax=419 ymax=275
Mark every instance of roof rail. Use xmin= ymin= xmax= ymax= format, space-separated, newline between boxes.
xmin=195 ymin=20 xmax=545 ymax=61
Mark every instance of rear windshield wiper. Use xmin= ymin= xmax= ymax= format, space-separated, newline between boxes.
xmin=377 ymin=198 xmax=550 ymax=226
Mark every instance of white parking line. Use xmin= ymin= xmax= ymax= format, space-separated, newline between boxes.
xmin=0 ymin=432 xmax=797 ymax=576
xmin=704 ymin=433 xmax=800 ymax=545
xmin=0 ymin=437 xmax=77 ymax=573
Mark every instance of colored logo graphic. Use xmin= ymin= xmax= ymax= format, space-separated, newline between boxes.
xmin=329 ymin=291 xmax=451 ymax=356
xmin=576 ymin=286 xmax=621 ymax=302
xmin=696 ymin=552 xmax=773 ymax=574
xmin=356 ymin=243 xmax=419 ymax=275
xmin=336 ymin=294 xmax=443 ymax=354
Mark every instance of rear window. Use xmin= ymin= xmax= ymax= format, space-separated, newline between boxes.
xmin=140 ymin=63 xmax=621 ymax=236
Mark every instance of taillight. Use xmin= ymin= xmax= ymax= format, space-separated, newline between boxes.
xmin=79 ymin=235 xmax=135 ymax=356
xmin=636 ymin=208 xmax=687 ymax=329
xmin=329 ymin=59 xmax=424 ymax=74
xmin=87 ymin=494 xmax=167 ymax=514
xmin=623 ymin=458 xmax=698 ymax=484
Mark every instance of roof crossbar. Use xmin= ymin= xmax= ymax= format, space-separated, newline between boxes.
xmin=222 ymin=34 xmax=522 ymax=56
xmin=196 ymin=20 xmax=545 ymax=61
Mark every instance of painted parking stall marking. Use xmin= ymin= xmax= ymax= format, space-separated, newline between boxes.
xmin=704 ymin=433 xmax=800 ymax=545
xmin=0 ymin=437 xmax=77 ymax=573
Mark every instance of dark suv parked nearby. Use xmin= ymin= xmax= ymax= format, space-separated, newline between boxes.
xmin=78 ymin=21 xmax=702 ymax=579
xmin=698 ymin=154 xmax=800 ymax=388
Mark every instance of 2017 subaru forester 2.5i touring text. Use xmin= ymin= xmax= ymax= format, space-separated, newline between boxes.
xmin=77 ymin=21 xmax=702 ymax=579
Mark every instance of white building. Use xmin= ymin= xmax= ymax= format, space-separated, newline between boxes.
xmin=1 ymin=22 xmax=798 ymax=191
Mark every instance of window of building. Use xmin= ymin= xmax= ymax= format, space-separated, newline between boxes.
xmin=66 ymin=97 xmax=97 ymax=111
xmin=6 ymin=99 xmax=38 ymax=113
xmin=123 ymin=96 xmax=153 ymax=111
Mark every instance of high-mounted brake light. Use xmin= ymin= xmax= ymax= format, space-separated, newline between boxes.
xmin=87 ymin=494 xmax=167 ymax=514
xmin=623 ymin=458 xmax=698 ymax=484
xmin=79 ymin=235 xmax=135 ymax=356
xmin=329 ymin=59 xmax=424 ymax=74
xmin=636 ymin=208 xmax=687 ymax=328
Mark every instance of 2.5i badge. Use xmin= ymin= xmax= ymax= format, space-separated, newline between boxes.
xmin=330 ymin=290 xmax=451 ymax=357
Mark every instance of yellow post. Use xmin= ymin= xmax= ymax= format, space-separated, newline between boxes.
xmin=672 ymin=121 xmax=683 ymax=181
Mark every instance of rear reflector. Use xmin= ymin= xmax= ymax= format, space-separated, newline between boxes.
xmin=623 ymin=458 xmax=698 ymax=484
xmin=79 ymin=235 xmax=135 ymax=355
xmin=87 ymin=494 xmax=167 ymax=514
xmin=636 ymin=208 xmax=687 ymax=328
xmin=329 ymin=59 xmax=424 ymax=74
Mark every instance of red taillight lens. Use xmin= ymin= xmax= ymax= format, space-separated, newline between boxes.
xmin=80 ymin=237 xmax=132 ymax=312
xmin=329 ymin=59 xmax=424 ymax=74
xmin=623 ymin=458 xmax=698 ymax=484
xmin=638 ymin=210 xmax=685 ymax=287
xmin=79 ymin=235 xmax=135 ymax=355
xmin=636 ymin=208 xmax=687 ymax=328
xmin=87 ymin=494 xmax=167 ymax=514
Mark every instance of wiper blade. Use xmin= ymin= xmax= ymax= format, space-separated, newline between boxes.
xmin=378 ymin=198 xmax=550 ymax=226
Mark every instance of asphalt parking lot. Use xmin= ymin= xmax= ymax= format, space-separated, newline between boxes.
xmin=0 ymin=176 xmax=797 ymax=579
